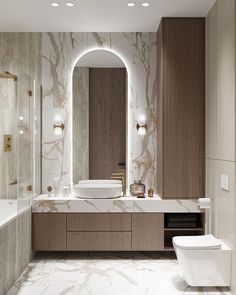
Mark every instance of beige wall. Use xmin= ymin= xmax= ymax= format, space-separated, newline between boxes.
xmin=206 ymin=0 xmax=236 ymax=292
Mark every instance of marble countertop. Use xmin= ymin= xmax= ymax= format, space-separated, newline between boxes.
xmin=32 ymin=194 xmax=202 ymax=213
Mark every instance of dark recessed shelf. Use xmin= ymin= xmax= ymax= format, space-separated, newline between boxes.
xmin=164 ymin=213 xmax=205 ymax=250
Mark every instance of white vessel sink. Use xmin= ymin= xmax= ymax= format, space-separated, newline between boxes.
xmin=74 ymin=180 xmax=122 ymax=199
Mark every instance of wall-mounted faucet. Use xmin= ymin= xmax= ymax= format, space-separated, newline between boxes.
xmin=111 ymin=170 xmax=126 ymax=196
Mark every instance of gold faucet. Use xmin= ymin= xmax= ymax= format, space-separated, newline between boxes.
xmin=111 ymin=170 xmax=126 ymax=196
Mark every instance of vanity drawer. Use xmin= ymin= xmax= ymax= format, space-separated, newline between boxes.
xmin=67 ymin=232 xmax=132 ymax=251
xmin=67 ymin=213 xmax=131 ymax=232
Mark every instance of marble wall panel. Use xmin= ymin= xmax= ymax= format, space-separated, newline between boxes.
xmin=0 ymin=32 xmax=41 ymax=293
xmin=0 ymin=77 xmax=17 ymax=199
xmin=73 ymin=66 xmax=89 ymax=183
xmin=42 ymin=32 xmax=157 ymax=193
xmin=0 ymin=33 xmax=42 ymax=200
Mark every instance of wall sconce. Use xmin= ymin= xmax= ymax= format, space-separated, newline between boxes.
xmin=136 ymin=111 xmax=147 ymax=136
xmin=53 ymin=115 xmax=64 ymax=136
xmin=136 ymin=123 xmax=147 ymax=136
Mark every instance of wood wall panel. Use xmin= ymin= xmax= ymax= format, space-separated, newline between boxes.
xmin=89 ymin=68 xmax=126 ymax=179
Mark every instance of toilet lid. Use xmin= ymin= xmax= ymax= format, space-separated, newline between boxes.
xmin=173 ymin=234 xmax=222 ymax=250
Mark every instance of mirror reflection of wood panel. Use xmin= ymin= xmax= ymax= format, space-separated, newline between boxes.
xmin=89 ymin=68 xmax=126 ymax=179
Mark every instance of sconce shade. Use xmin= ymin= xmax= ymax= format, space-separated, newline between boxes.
xmin=54 ymin=126 xmax=63 ymax=136
xmin=138 ymin=126 xmax=147 ymax=136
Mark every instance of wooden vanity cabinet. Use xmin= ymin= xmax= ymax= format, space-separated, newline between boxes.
xmin=32 ymin=213 xmax=67 ymax=251
xmin=32 ymin=213 xmax=165 ymax=251
xmin=157 ymin=18 xmax=205 ymax=199
xmin=132 ymin=213 xmax=164 ymax=251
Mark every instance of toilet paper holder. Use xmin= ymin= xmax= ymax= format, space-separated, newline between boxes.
xmin=198 ymin=198 xmax=211 ymax=209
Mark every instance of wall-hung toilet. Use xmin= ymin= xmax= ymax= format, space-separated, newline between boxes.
xmin=173 ymin=235 xmax=231 ymax=287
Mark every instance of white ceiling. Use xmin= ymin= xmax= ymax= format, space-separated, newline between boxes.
xmin=0 ymin=0 xmax=216 ymax=32
xmin=76 ymin=50 xmax=125 ymax=67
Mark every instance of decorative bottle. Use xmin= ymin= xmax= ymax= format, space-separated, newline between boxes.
xmin=130 ymin=180 xmax=145 ymax=196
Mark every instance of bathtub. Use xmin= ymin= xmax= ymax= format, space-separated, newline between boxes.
xmin=0 ymin=200 xmax=31 ymax=294
xmin=0 ymin=199 xmax=17 ymax=229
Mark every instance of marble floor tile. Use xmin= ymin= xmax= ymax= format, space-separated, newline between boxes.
xmin=7 ymin=252 xmax=231 ymax=295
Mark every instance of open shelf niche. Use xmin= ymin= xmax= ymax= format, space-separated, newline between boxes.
xmin=164 ymin=213 xmax=205 ymax=250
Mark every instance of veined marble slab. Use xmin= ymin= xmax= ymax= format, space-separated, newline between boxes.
xmin=42 ymin=33 xmax=158 ymax=193
xmin=7 ymin=252 xmax=230 ymax=295
xmin=32 ymin=194 xmax=202 ymax=213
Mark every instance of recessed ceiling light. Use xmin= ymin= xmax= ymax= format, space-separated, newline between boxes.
xmin=142 ymin=2 xmax=150 ymax=7
xmin=66 ymin=2 xmax=74 ymax=6
xmin=51 ymin=2 xmax=59 ymax=7
xmin=127 ymin=2 xmax=135 ymax=7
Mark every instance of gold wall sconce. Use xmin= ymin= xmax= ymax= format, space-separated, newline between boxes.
xmin=136 ymin=109 xmax=147 ymax=136
xmin=53 ymin=115 xmax=64 ymax=136
xmin=53 ymin=123 xmax=64 ymax=136
xmin=54 ymin=123 xmax=64 ymax=129
xmin=136 ymin=123 xmax=147 ymax=136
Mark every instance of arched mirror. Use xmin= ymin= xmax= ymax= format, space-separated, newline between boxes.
xmin=73 ymin=50 xmax=127 ymax=186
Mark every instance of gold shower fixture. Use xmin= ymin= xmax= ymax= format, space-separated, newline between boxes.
xmin=4 ymin=135 xmax=12 ymax=152
xmin=0 ymin=71 xmax=17 ymax=81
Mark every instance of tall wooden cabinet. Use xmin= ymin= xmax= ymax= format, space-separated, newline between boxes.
xmin=157 ymin=18 xmax=205 ymax=199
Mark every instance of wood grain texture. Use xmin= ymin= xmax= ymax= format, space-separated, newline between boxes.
xmin=157 ymin=18 xmax=205 ymax=199
xmin=157 ymin=20 xmax=164 ymax=198
xmin=132 ymin=213 xmax=164 ymax=251
xmin=67 ymin=232 xmax=131 ymax=251
xmin=32 ymin=213 xmax=66 ymax=251
xmin=67 ymin=213 xmax=131 ymax=232
xmin=89 ymin=68 xmax=126 ymax=179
